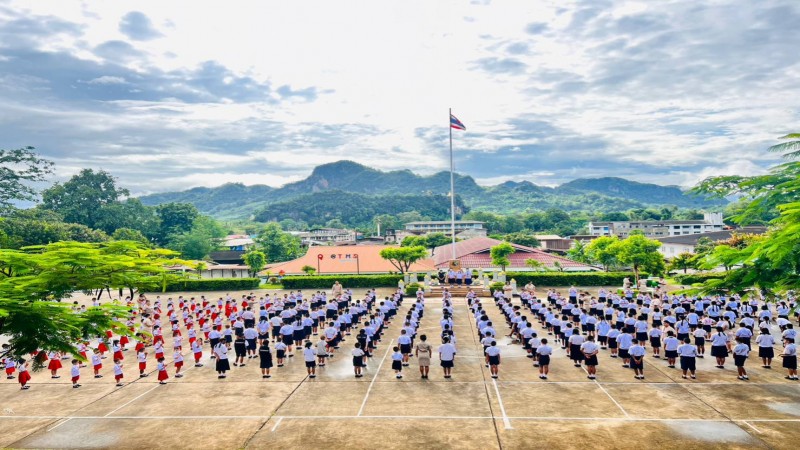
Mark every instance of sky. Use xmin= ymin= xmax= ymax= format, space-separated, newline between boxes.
xmin=1 ymin=0 xmax=798 ymax=195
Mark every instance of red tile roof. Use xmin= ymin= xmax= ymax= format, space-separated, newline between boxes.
xmin=432 ymin=237 xmax=597 ymax=271
xmin=265 ymin=245 xmax=435 ymax=275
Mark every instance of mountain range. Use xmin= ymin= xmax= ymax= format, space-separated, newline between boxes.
xmin=138 ymin=160 xmax=726 ymax=219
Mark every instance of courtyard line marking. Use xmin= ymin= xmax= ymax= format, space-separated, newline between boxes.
xmin=45 ymin=418 xmax=71 ymax=432
xmin=491 ymin=378 xmax=513 ymax=429
xmin=579 ymin=354 xmax=630 ymax=418
xmin=271 ymin=417 xmax=283 ymax=432
xmin=357 ymin=338 xmax=393 ymax=417
xmin=103 ymin=385 xmax=160 ymax=417
xmin=742 ymin=421 xmax=761 ymax=433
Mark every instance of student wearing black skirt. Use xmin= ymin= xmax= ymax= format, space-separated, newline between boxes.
xmin=710 ymin=327 xmax=730 ymax=369
xmin=755 ymin=328 xmax=775 ymax=369
xmin=581 ymin=335 xmax=599 ymax=380
xmin=213 ymin=342 xmax=230 ymax=379
xmin=259 ymin=342 xmax=273 ymax=378
xmin=780 ymin=337 xmax=797 ymax=380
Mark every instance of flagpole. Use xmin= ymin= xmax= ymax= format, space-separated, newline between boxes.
xmin=449 ymin=108 xmax=456 ymax=261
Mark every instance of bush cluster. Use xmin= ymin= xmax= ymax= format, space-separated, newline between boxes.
xmin=281 ymin=274 xmax=403 ymax=289
xmin=162 ymin=278 xmax=261 ymax=292
xmin=672 ymin=273 xmax=726 ymax=285
xmin=502 ymin=272 xmax=641 ymax=287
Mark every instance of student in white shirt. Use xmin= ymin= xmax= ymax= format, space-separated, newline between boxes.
xmin=629 ymin=340 xmax=646 ymax=379
xmin=755 ymin=328 xmax=775 ymax=369
xmin=438 ymin=337 xmax=456 ymax=379
xmin=485 ymin=341 xmax=501 ymax=379
xmin=213 ymin=342 xmax=230 ymax=378
xmin=537 ymin=338 xmax=553 ymax=379
xmin=677 ymin=339 xmax=697 ymax=379
xmin=303 ymin=341 xmax=317 ymax=378
xmin=710 ymin=326 xmax=730 ymax=369
xmin=733 ymin=337 xmax=750 ymax=380
xmin=352 ymin=343 xmax=366 ymax=378
xmin=581 ymin=335 xmax=600 ymax=380
xmin=780 ymin=337 xmax=798 ymax=380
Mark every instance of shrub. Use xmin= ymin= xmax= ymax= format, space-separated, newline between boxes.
xmin=405 ymin=283 xmax=421 ymax=296
xmin=502 ymin=272 xmax=640 ymax=287
xmin=672 ymin=273 xmax=726 ymax=285
xmin=281 ymin=274 xmax=404 ymax=289
xmin=162 ymin=278 xmax=261 ymax=292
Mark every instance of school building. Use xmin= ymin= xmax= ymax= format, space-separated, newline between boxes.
xmin=265 ymin=245 xmax=435 ymax=275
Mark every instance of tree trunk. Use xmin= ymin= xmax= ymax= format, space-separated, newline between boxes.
xmin=633 ymin=265 xmax=640 ymax=284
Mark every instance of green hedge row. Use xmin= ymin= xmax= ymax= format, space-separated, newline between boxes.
xmin=162 ymin=278 xmax=261 ymax=292
xmin=672 ymin=273 xmax=726 ymax=285
xmin=502 ymin=272 xmax=641 ymax=287
xmin=281 ymin=274 xmax=403 ymax=289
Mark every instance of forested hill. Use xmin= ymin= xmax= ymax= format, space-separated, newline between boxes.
xmin=138 ymin=160 xmax=726 ymax=218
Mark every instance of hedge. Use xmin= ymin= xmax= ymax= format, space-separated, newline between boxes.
xmin=162 ymin=278 xmax=261 ymax=292
xmin=405 ymin=283 xmax=422 ymax=296
xmin=672 ymin=273 xmax=726 ymax=285
xmin=281 ymin=274 xmax=403 ymax=289
xmin=502 ymin=272 xmax=641 ymax=287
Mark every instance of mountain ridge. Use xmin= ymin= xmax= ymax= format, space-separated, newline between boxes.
xmin=138 ymin=160 xmax=726 ymax=218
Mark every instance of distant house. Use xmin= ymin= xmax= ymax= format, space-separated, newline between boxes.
xmin=209 ymin=250 xmax=247 ymax=265
xmin=167 ymin=263 xmax=251 ymax=279
xmin=404 ymin=220 xmax=487 ymax=238
xmin=588 ymin=213 xmax=725 ymax=238
xmin=534 ymin=235 xmax=573 ymax=253
xmin=657 ymin=227 xmax=767 ymax=258
xmin=290 ymin=228 xmax=360 ymax=246
xmin=210 ymin=235 xmax=256 ymax=265
xmin=222 ymin=235 xmax=255 ymax=251
xmin=265 ymin=245 xmax=434 ymax=275
xmin=431 ymin=237 xmax=598 ymax=272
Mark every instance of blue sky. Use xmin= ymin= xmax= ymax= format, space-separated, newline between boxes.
xmin=0 ymin=0 xmax=797 ymax=195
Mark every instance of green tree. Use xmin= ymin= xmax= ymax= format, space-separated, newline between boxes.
xmin=503 ymin=232 xmax=540 ymax=248
xmin=0 ymin=209 xmax=108 ymax=248
xmin=243 ymin=250 xmax=267 ymax=277
xmin=0 ymin=241 xmax=186 ymax=359
xmin=693 ymin=237 xmax=716 ymax=257
xmin=667 ymin=252 xmax=699 ymax=274
xmin=612 ymin=234 xmax=665 ymax=282
xmin=94 ymin=199 xmax=161 ymax=239
xmin=0 ymin=146 xmax=54 ymax=211
xmin=254 ymin=222 xmax=303 ymax=263
xmin=301 ymin=265 xmax=316 ymax=275
xmin=111 ymin=228 xmax=151 ymax=247
xmin=373 ymin=214 xmax=401 ymax=235
xmin=566 ymin=239 xmax=591 ymax=264
xmin=490 ymin=242 xmax=514 ymax=271
xmin=157 ymin=203 xmax=199 ymax=242
xmin=585 ymin=236 xmax=620 ymax=271
xmin=379 ymin=246 xmax=427 ymax=273
xmin=168 ymin=216 xmax=225 ymax=260
xmin=400 ymin=236 xmax=424 ymax=247
xmin=41 ymin=169 xmax=129 ymax=229
xmin=525 ymin=258 xmax=546 ymax=271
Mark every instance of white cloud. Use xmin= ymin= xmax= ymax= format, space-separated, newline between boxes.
xmin=86 ymin=75 xmax=127 ymax=84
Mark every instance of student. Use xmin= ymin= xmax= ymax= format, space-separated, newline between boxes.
xmin=113 ymin=359 xmax=124 ymax=387
xmin=537 ymin=338 xmax=553 ymax=379
xmin=259 ymin=342 xmax=273 ymax=379
xmin=581 ymin=335 xmax=599 ymax=380
xmin=415 ymin=334 xmax=432 ymax=379
xmin=568 ymin=330 xmax=585 ymax=367
xmin=173 ymin=350 xmax=184 ymax=378
xmin=781 ymin=337 xmax=798 ymax=380
xmin=391 ymin=346 xmax=404 ymax=379
xmin=91 ymin=349 xmax=103 ymax=378
xmin=112 ymin=340 xmax=124 ymax=362
xmin=755 ymin=328 xmax=775 ymax=369
xmin=275 ymin=340 xmax=287 ymax=367
xmin=649 ymin=327 xmax=663 ymax=358
xmin=617 ymin=330 xmax=633 ymax=368
xmin=711 ymin=326 xmax=730 ymax=369
xmin=70 ymin=359 xmax=81 ymax=388
xmin=438 ymin=337 xmax=456 ymax=379
xmin=663 ymin=331 xmax=680 ymax=369
xmin=233 ymin=335 xmax=247 ymax=367
xmin=607 ymin=327 xmax=620 ymax=358
xmin=48 ymin=351 xmax=63 ymax=379
xmin=156 ymin=357 xmax=169 ymax=385
xmin=677 ymin=338 xmax=697 ymax=379
xmin=18 ymin=359 xmax=31 ymax=390
xmin=316 ymin=335 xmax=328 ymax=367
xmin=352 ymin=342 xmax=366 ymax=378
xmin=192 ymin=338 xmax=204 ymax=367
xmin=733 ymin=337 xmax=750 ymax=381
xmin=137 ymin=348 xmax=148 ymax=377
xmin=629 ymin=340 xmax=646 ymax=379
xmin=303 ymin=341 xmax=317 ymax=378
xmin=486 ymin=341 xmax=501 ymax=379
xmin=398 ymin=330 xmax=412 ymax=367
xmin=693 ymin=326 xmax=707 ymax=358
xmin=213 ymin=341 xmax=230 ymax=378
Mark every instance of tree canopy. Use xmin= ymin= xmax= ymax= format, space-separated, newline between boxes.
xmin=0 ymin=146 xmax=54 ymax=211
xmin=379 ymin=246 xmax=427 ymax=273
xmin=490 ymin=242 xmax=514 ymax=271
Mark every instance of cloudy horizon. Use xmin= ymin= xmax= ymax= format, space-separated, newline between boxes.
xmin=1 ymin=0 xmax=797 ymax=196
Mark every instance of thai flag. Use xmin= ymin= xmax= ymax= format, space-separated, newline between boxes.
xmin=450 ymin=114 xmax=466 ymax=131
